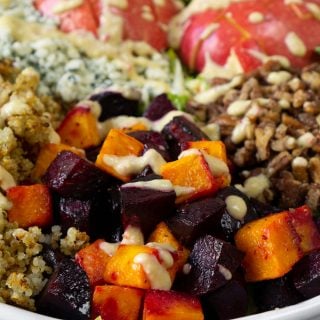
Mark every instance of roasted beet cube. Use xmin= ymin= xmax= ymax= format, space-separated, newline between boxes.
xmin=42 ymin=244 xmax=65 ymax=270
xmin=37 ymin=258 xmax=91 ymax=320
xmin=215 ymin=187 xmax=259 ymax=241
xmin=143 ymin=93 xmax=176 ymax=121
xmin=250 ymin=197 xmax=281 ymax=218
xmin=120 ymin=178 xmax=176 ymax=238
xmin=90 ymin=90 xmax=139 ymax=121
xmin=252 ymin=276 xmax=302 ymax=312
xmin=128 ymin=130 xmax=171 ymax=161
xmin=59 ymin=197 xmax=92 ymax=234
xmin=42 ymin=151 xmax=110 ymax=198
xmin=292 ymin=250 xmax=320 ymax=299
xmin=177 ymin=235 xmax=243 ymax=295
xmin=162 ymin=116 xmax=208 ymax=159
xmin=201 ymin=273 xmax=248 ymax=320
xmin=167 ymin=197 xmax=226 ymax=247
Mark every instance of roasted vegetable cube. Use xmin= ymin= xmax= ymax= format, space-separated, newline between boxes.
xmin=32 ymin=143 xmax=85 ymax=180
xmin=235 ymin=210 xmax=303 ymax=282
xmin=167 ymin=197 xmax=225 ymax=246
xmin=120 ymin=179 xmax=176 ymax=238
xmin=90 ymin=91 xmax=139 ymax=121
xmin=76 ymin=239 xmax=112 ymax=287
xmin=177 ymin=235 xmax=243 ymax=295
xmin=37 ymin=258 xmax=91 ymax=320
xmin=43 ymin=151 xmax=110 ymax=198
xmin=143 ymin=93 xmax=176 ymax=121
xmin=57 ymin=106 xmax=100 ymax=149
xmin=96 ymin=129 xmax=144 ymax=182
xmin=7 ymin=184 xmax=53 ymax=228
xmin=162 ymin=116 xmax=208 ymax=159
xmin=161 ymin=154 xmax=219 ymax=203
xmin=187 ymin=140 xmax=227 ymax=163
xmin=143 ymin=290 xmax=204 ymax=320
xmin=292 ymin=250 xmax=320 ymax=299
xmin=92 ymin=285 xmax=143 ymax=320
xmin=149 ymin=222 xmax=189 ymax=276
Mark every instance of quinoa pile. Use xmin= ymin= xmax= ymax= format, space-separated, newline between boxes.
xmin=0 ymin=61 xmax=89 ymax=310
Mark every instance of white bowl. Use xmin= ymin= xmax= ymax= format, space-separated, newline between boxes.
xmin=1 ymin=295 xmax=320 ymax=320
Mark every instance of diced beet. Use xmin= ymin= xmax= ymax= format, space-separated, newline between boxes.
xmin=215 ymin=187 xmax=259 ymax=242
xmin=253 ymin=276 xmax=302 ymax=312
xmin=120 ymin=177 xmax=176 ymax=238
xmin=292 ymin=250 xmax=320 ymax=299
xmin=37 ymin=258 xmax=91 ymax=320
xmin=134 ymin=166 xmax=155 ymax=179
xmin=202 ymin=272 xmax=248 ymax=320
xmin=167 ymin=197 xmax=226 ymax=247
xmin=85 ymin=144 xmax=102 ymax=162
xmin=42 ymin=151 xmax=111 ymax=198
xmin=89 ymin=91 xmax=139 ymax=121
xmin=250 ymin=197 xmax=281 ymax=218
xmin=59 ymin=197 xmax=92 ymax=234
xmin=162 ymin=116 xmax=209 ymax=159
xmin=177 ymin=235 xmax=243 ymax=295
xmin=128 ymin=130 xmax=171 ymax=161
xmin=42 ymin=244 xmax=65 ymax=269
xmin=143 ymin=93 xmax=176 ymax=121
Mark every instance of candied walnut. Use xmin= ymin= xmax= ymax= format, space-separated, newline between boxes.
xmin=306 ymin=184 xmax=320 ymax=213
xmin=309 ymin=157 xmax=320 ymax=184
xmin=233 ymin=140 xmax=257 ymax=167
xmin=267 ymin=151 xmax=292 ymax=177
xmin=255 ymin=123 xmax=275 ymax=161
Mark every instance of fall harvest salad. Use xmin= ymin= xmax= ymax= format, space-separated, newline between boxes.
xmin=2 ymin=0 xmax=320 ymax=320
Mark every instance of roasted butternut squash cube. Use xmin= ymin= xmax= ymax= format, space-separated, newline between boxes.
xmin=160 ymin=154 xmax=219 ymax=203
xmin=57 ymin=106 xmax=100 ymax=149
xmin=235 ymin=211 xmax=303 ymax=282
xmin=148 ymin=222 xmax=189 ymax=277
xmin=104 ymin=244 xmax=156 ymax=289
xmin=143 ymin=290 xmax=204 ymax=320
xmin=32 ymin=143 xmax=85 ymax=180
xmin=75 ymin=239 xmax=112 ymax=287
xmin=122 ymin=122 xmax=149 ymax=133
xmin=96 ymin=129 xmax=144 ymax=182
xmin=92 ymin=285 xmax=143 ymax=320
xmin=290 ymin=205 xmax=320 ymax=254
xmin=7 ymin=184 xmax=53 ymax=228
xmin=187 ymin=140 xmax=227 ymax=163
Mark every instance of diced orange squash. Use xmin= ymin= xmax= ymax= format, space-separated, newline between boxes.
xmin=122 ymin=122 xmax=149 ymax=133
xmin=289 ymin=205 xmax=320 ymax=254
xmin=161 ymin=154 xmax=220 ymax=203
xmin=96 ymin=129 xmax=144 ymax=182
xmin=92 ymin=285 xmax=144 ymax=320
xmin=187 ymin=140 xmax=227 ymax=163
xmin=104 ymin=244 xmax=156 ymax=289
xmin=148 ymin=222 xmax=189 ymax=277
xmin=75 ymin=239 xmax=112 ymax=287
xmin=235 ymin=210 xmax=303 ymax=282
xmin=32 ymin=143 xmax=85 ymax=180
xmin=7 ymin=184 xmax=53 ymax=228
xmin=57 ymin=106 xmax=100 ymax=149
xmin=143 ymin=290 xmax=204 ymax=320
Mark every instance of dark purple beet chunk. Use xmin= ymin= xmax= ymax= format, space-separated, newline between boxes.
xmin=37 ymin=258 xmax=90 ymax=320
xmin=292 ymin=250 xmax=320 ymax=299
xmin=59 ymin=197 xmax=91 ymax=234
xmin=42 ymin=244 xmax=65 ymax=270
xmin=253 ymin=276 xmax=302 ymax=312
xmin=167 ymin=197 xmax=226 ymax=247
xmin=215 ymin=187 xmax=259 ymax=242
xmin=143 ymin=93 xmax=176 ymax=121
xmin=90 ymin=90 xmax=139 ymax=121
xmin=120 ymin=178 xmax=176 ymax=238
xmin=42 ymin=151 xmax=110 ymax=198
xmin=250 ymin=197 xmax=281 ymax=218
xmin=162 ymin=116 xmax=209 ymax=159
xmin=177 ymin=235 xmax=243 ymax=295
xmin=202 ymin=272 xmax=248 ymax=320
xmin=128 ymin=130 xmax=171 ymax=161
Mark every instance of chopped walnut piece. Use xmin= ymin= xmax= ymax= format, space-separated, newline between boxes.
xmin=309 ymin=157 xmax=320 ymax=184
xmin=255 ymin=123 xmax=275 ymax=161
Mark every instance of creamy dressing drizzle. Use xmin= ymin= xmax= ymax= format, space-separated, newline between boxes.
xmin=52 ymin=0 xmax=84 ymax=14
xmin=103 ymin=149 xmax=166 ymax=176
xmin=0 ymin=165 xmax=16 ymax=191
xmin=99 ymin=242 xmax=119 ymax=256
xmin=121 ymin=225 xmax=144 ymax=245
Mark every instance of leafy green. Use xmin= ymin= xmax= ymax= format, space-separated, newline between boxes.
xmin=315 ymin=47 xmax=320 ymax=55
xmin=167 ymin=93 xmax=189 ymax=111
